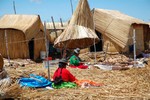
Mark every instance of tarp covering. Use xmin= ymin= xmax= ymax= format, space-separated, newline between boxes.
xmin=19 ymin=74 xmax=52 ymax=88
xmin=54 ymin=0 xmax=99 ymax=49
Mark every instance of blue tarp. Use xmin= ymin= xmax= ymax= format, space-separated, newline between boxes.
xmin=19 ymin=74 xmax=52 ymax=88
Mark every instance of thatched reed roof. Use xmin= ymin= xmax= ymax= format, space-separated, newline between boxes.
xmin=0 ymin=14 xmax=44 ymax=40
xmin=54 ymin=0 xmax=99 ymax=49
xmin=45 ymin=22 xmax=68 ymax=30
xmin=50 ymin=30 xmax=62 ymax=43
xmin=93 ymin=8 xmax=146 ymax=49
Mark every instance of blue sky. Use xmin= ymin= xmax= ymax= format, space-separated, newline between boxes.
xmin=0 ymin=0 xmax=150 ymax=22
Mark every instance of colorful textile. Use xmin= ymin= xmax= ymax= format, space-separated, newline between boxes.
xmin=52 ymin=82 xmax=77 ymax=89
xmin=53 ymin=68 xmax=76 ymax=82
xmin=19 ymin=74 xmax=52 ymax=88
xmin=75 ymin=80 xmax=104 ymax=87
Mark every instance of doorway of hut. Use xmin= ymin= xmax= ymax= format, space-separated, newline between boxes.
xmin=49 ymin=43 xmax=61 ymax=59
xmin=28 ymin=38 xmax=34 ymax=60
xmin=90 ymin=30 xmax=103 ymax=52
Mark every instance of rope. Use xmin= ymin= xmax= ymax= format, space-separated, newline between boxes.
xmin=2 ymin=37 xmax=45 ymax=44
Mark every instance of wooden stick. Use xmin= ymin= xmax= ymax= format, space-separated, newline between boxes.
xmin=5 ymin=30 xmax=10 ymax=64
xmin=60 ymin=18 xmax=64 ymax=32
xmin=104 ymin=43 xmax=109 ymax=61
xmin=60 ymin=18 xmax=64 ymax=27
xmin=51 ymin=16 xmax=58 ymax=37
xmin=13 ymin=1 xmax=16 ymax=14
xmin=133 ymin=29 xmax=136 ymax=67
xmin=44 ymin=21 xmax=50 ymax=81
xmin=69 ymin=0 xmax=73 ymax=15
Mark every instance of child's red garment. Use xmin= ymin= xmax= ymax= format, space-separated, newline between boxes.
xmin=53 ymin=68 xmax=76 ymax=82
xmin=70 ymin=63 xmax=88 ymax=69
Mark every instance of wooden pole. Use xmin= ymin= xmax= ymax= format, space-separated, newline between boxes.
xmin=133 ymin=29 xmax=136 ymax=67
xmin=60 ymin=18 xmax=64 ymax=32
xmin=70 ymin=0 xmax=73 ymax=15
xmin=93 ymin=38 xmax=97 ymax=63
xmin=51 ymin=16 xmax=58 ymax=37
xmin=60 ymin=18 xmax=64 ymax=27
xmin=5 ymin=30 xmax=10 ymax=64
xmin=44 ymin=21 xmax=50 ymax=81
xmin=92 ymin=8 xmax=97 ymax=64
xmin=13 ymin=1 xmax=16 ymax=14
xmin=104 ymin=43 xmax=109 ymax=61
xmin=60 ymin=18 xmax=64 ymax=57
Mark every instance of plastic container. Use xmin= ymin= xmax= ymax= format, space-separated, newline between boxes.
xmin=40 ymin=51 xmax=46 ymax=59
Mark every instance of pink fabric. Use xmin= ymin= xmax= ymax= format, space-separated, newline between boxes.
xmin=70 ymin=63 xmax=88 ymax=69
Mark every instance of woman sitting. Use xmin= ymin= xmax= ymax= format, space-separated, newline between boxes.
xmin=69 ymin=48 xmax=88 ymax=69
xmin=52 ymin=59 xmax=77 ymax=88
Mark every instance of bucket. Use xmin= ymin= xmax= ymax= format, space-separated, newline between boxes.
xmin=40 ymin=51 xmax=46 ymax=59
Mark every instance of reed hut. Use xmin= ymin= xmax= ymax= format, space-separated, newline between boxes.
xmin=45 ymin=22 xmax=68 ymax=43
xmin=0 ymin=15 xmax=50 ymax=60
xmin=54 ymin=0 xmax=99 ymax=49
xmin=93 ymin=8 xmax=149 ymax=53
xmin=46 ymin=22 xmax=68 ymax=32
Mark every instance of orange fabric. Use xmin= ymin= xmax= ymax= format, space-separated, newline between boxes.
xmin=75 ymin=80 xmax=104 ymax=87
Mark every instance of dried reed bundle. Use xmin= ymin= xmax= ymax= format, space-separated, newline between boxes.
xmin=0 ymin=77 xmax=11 ymax=97
xmin=50 ymin=31 xmax=62 ymax=43
xmin=54 ymin=0 xmax=99 ymax=49
xmin=3 ymin=57 xmax=150 ymax=99
xmin=4 ymin=82 xmax=22 ymax=99
xmin=55 ymin=25 xmax=99 ymax=49
xmin=94 ymin=9 xmax=148 ymax=53
xmin=46 ymin=22 xmax=68 ymax=30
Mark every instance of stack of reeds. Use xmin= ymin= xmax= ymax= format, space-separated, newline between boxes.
xmin=54 ymin=0 xmax=99 ymax=49
xmin=0 ymin=54 xmax=11 ymax=97
xmin=0 ymin=77 xmax=11 ymax=96
xmin=93 ymin=8 xmax=147 ymax=53
xmin=50 ymin=31 xmax=62 ymax=43
xmin=3 ymin=59 xmax=150 ymax=99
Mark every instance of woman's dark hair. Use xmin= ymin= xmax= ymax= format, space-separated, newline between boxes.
xmin=59 ymin=62 xmax=67 ymax=68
